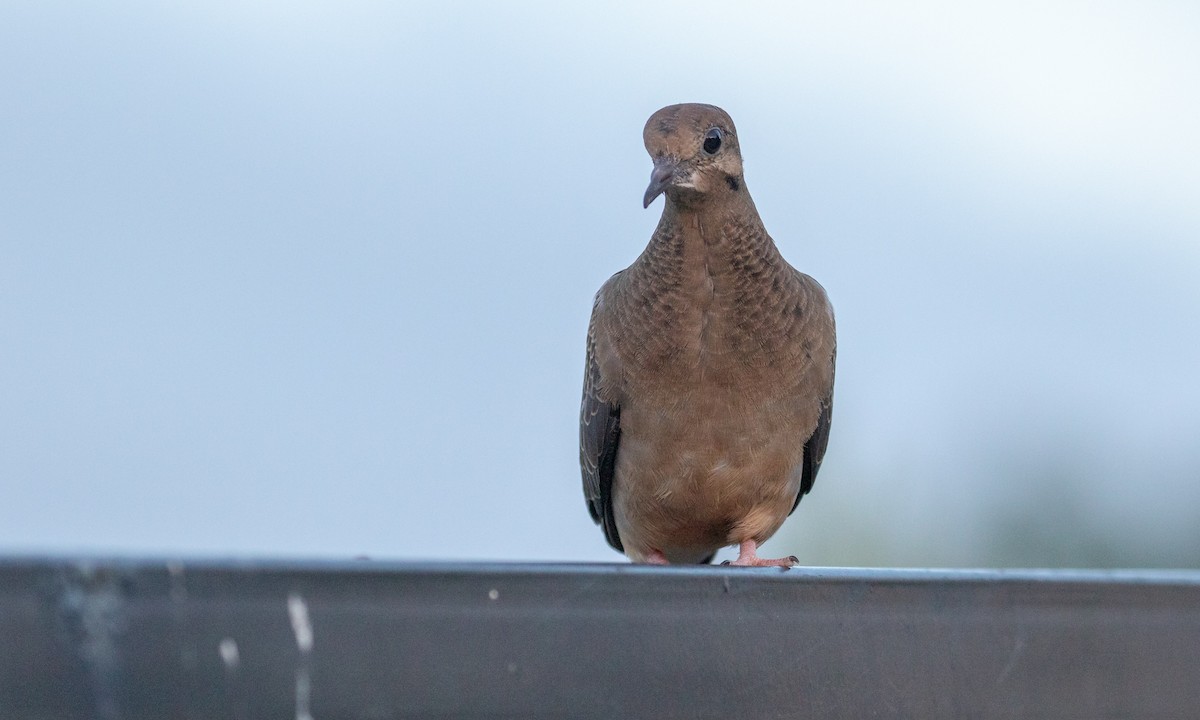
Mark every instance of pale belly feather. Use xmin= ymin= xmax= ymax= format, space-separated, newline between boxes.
xmin=612 ymin=387 xmax=810 ymax=563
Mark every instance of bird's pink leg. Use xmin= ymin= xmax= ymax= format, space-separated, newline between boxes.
xmin=644 ymin=549 xmax=670 ymax=565
xmin=724 ymin=540 xmax=798 ymax=568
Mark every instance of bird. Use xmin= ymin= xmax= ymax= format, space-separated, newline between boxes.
xmin=579 ymin=103 xmax=836 ymax=566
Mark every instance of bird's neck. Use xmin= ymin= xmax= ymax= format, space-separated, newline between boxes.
xmin=643 ymin=191 xmax=784 ymax=278
xmin=616 ymin=189 xmax=800 ymax=373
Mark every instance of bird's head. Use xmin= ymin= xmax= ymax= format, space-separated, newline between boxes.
xmin=641 ymin=103 xmax=744 ymax=209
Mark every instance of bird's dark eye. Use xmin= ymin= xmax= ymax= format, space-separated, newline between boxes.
xmin=703 ymin=128 xmax=722 ymax=154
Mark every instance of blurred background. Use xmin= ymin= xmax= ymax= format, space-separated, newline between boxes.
xmin=2 ymin=1 xmax=1197 ymax=567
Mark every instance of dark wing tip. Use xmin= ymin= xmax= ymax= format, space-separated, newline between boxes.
xmin=580 ymin=295 xmax=625 ymax=553
xmin=580 ymin=403 xmax=623 ymax=552
xmin=791 ymin=394 xmax=833 ymax=515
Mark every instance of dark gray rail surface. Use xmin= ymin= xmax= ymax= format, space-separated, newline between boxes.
xmin=2 ymin=558 xmax=1199 ymax=719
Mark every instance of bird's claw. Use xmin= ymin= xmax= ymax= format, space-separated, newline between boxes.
xmin=721 ymin=541 xmax=799 ymax=568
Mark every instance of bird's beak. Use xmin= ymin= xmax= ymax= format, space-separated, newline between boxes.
xmin=643 ymin=158 xmax=677 ymax=208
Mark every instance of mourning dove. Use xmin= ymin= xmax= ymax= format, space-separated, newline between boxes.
xmin=580 ymin=103 xmax=836 ymax=566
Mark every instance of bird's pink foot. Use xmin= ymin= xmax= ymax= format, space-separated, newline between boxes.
xmin=721 ymin=540 xmax=798 ymax=568
xmin=644 ymin=549 xmax=670 ymax=565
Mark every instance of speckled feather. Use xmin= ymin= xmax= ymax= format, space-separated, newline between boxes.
xmin=580 ymin=104 xmax=835 ymax=564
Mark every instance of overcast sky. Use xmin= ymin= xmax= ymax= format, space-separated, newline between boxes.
xmin=2 ymin=2 xmax=1198 ymax=566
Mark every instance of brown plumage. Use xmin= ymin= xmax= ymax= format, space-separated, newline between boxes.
xmin=580 ymin=103 xmax=836 ymax=566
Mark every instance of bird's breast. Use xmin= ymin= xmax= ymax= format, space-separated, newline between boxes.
xmin=617 ymin=266 xmax=805 ymax=385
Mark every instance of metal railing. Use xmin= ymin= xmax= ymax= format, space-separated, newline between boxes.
xmin=3 ymin=558 xmax=1199 ymax=719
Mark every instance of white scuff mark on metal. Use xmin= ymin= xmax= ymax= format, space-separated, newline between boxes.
xmin=218 ymin=638 xmax=240 ymax=670
xmin=58 ymin=566 xmax=128 ymax=720
xmin=295 ymin=669 xmax=312 ymax=720
xmin=288 ymin=594 xmax=314 ymax=653
xmin=994 ymin=634 xmax=1027 ymax=687
xmin=288 ymin=593 xmax=315 ymax=720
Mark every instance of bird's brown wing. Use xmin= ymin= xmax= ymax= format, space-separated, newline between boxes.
xmin=580 ymin=276 xmax=624 ymax=552
xmin=791 ymin=275 xmax=836 ymax=515
xmin=792 ymin=379 xmax=833 ymax=514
